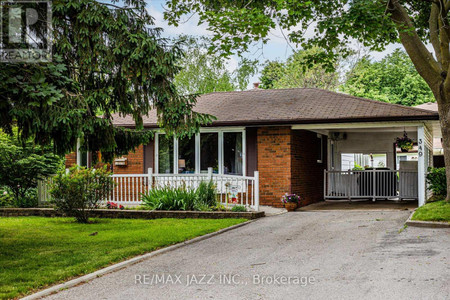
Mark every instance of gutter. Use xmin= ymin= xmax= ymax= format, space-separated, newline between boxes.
xmin=116 ymin=115 xmax=440 ymax=129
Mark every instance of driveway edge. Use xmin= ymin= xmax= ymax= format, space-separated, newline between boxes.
xmin=405 ymin=210 xmax=450 ymax=228
xmin=21 ymin=219 xmax=256 ymax=300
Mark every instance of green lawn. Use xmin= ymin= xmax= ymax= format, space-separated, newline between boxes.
xmin=0 ymin=217 xmax=245 ymax=299
xmin=412 ymin=201 xmax=450 ymax=222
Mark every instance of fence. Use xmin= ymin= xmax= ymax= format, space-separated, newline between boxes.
xmin=324 ymin=170 xmax=418 ymax=200
xmin=38 ymin=168 xmax=260 ymax=210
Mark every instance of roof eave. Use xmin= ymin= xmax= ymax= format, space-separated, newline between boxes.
xmin=115 ymin=114 xmax=439 ymax=129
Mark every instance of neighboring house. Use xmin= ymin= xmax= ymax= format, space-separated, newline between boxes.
xmin=66 ymin=88 xmax=440 ymax=208
xmin=415 ymin=102 xmax=444 ymax=168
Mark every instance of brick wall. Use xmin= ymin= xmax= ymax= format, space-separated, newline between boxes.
xmin=65 ymin=143 xmax=151 ymax=175
xmin=257 ymin=127 xmax=293 ymax=207
xmin=291 ymin=130 xmax=327 ymax=206
xmin=257 ymin=127 xmax=326 ymax=208
xmin=113 ymin=145 xmax=145 ymax=174
xmin=65 ymin=152 xmax=77 ymax=168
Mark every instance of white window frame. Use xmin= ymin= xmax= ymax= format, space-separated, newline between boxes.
xmin=155 ymin=127 xmax=246 ymax=176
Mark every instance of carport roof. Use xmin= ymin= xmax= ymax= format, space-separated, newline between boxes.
xmin=112 ymin=88 xmax=439 ymax=128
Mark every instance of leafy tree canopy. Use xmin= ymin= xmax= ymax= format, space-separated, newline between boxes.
xmin=164 ymin=0 xmax=450 ymax=200
xmin=0 ymin=0 xmax=213 ymax=163
xmin=341 ymin=49 xmax=434 ymax=106
xmin=174 ymin=36 xmax=257 ymax=95
xmin=260 ymin=48 xmax=340 ymax=90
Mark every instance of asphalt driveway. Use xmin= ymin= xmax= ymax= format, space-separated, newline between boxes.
xmin=45 ymin=211 xmax=449 ymax=300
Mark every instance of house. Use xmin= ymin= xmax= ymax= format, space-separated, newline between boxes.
xmin=415 ymin=102 xmax=444 ymax=167
xmin=65 ymin=88 xmax=440 ymax=208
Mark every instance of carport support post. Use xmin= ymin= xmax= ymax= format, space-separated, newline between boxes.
xmin=417 ymin=125 xmax=426 ymax=207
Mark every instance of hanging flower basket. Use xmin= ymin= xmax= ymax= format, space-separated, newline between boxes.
xmin=396 ymin=131 xmax=413 ymax=152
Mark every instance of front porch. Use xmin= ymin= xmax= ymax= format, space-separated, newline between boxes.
xmin=292 ymin=121 xmax=437 ymax=207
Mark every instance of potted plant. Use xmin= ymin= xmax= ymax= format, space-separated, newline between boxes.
xmin=396 ymin=131 xmax=413 ymax=152
xmin=281 ymin=193 xmax=300 ymax=211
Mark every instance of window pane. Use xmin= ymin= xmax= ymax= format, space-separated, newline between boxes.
xmin=224 ymin=132 xmax=243 ymax=175
xmin=178 ymin=136 xmax=195 ymax=173
xmin=200 ymin=132 xmax=218 ymax=172
xmin=158 ymin=135 xmax=173 ymax=174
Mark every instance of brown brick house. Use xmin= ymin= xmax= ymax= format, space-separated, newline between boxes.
xmin=66 ymin=88 xmax=440 ymax=208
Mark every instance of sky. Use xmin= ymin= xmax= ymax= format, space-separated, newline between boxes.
xmin=146 ymin=1 xmax=404 ymax=89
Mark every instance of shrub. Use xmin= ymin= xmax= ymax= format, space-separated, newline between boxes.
xmin=0 ymin=132 xmax=61 ymax=207
xmin=213 ymin=203 xmax=227 ymax=211
xmin=231 ymin=205 xmax=247 ymax=212
xmin=0 ymin=186 xmax=14 ymax=207
xmin=195 ymin=181 xmax=217 ymax=207
xmin=16 ymin=188 xmax=38 ymax=208
xmin=142 ymin=185 xmax=197 ymax=211
xmin=426 ymin=167 xmax=447 ymax=197
xmin=142 ymin=181 xmax=218 ymax=211
xmin=50 ymin=166 xmax=114 ymax=223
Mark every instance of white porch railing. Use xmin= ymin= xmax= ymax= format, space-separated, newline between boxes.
xmin=39 ymin=168 xmax=260 ymax=210
xmin=324 ymin=170 xmax=418 ymax=200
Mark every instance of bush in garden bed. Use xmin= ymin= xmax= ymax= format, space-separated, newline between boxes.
xmin=142 ymin=181 xmax=218 ymax=211
xmin=426 ymin=167 xmax=447 ymax=200
xmin=50 ymin=166 xmax=114 ymax=223
xmin=231 ymin=205 xmax=247 ymax=212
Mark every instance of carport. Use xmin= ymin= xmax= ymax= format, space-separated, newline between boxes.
xmin=292 ymin=120 xmax=440 ymax=207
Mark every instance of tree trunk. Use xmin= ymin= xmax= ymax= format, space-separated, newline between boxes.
xmin=435 ymin=89 xmax=450 ymax=202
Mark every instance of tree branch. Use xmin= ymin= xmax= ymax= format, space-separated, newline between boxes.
xmin=429 ymin=3 xmax=442 ymax=65
xmin=439 ymin=12 xmax=450 ymax=71
xmin=387 ymin=0 xmax=441 ymax=87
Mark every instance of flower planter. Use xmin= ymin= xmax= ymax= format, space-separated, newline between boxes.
xmin=284 ymin=202 xmax=298 ymax=212
xmin=401 ymin=148 xmax=409 ymax=153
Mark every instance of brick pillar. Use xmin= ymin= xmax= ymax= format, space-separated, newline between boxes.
xmin=257 ymin=127 xmax=292 ymax=207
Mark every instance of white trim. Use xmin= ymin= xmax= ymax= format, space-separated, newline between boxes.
xmin=76 ymin=138 xmax=89 ymax=167
xmin=200 ymin=127 xmax=245 ymax=132
xmin=218 ymin=131 xmax=224 ymax=175
xmin=154 ymin=128 xmax=247 ymax=176
xmin=417 ymin=126 xmax=426 ymax=207
xmin=292 ymin=121 xmax=426 ymax=130
xmin=76 ymin=138 xmax=81 ymax=166
xmin=242 ymin=130 xmax=247 ymax=177
xmin=173 ymin=137 xmax=179 ymax=174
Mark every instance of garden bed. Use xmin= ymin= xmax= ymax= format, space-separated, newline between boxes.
xmin=0 ymin=207 xmax=265 ymax=219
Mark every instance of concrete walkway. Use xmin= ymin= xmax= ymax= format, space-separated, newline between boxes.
xmin=45 ymin=211 xmax=449 ymax=300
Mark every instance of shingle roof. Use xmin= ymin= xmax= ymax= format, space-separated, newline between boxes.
xmin=112 ymin=88 xmax=439 ymax=127
xmin=415 ymin=102 xmax=438 ymax=112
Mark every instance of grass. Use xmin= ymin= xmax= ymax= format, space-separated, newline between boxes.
xmin=0 ymin=217 xmax=246 ymax=299
xmin=412 ymin=200 xmax=450 ymax=222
